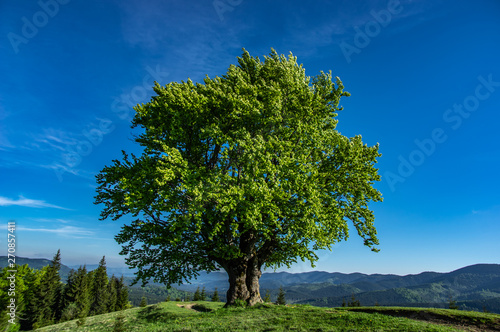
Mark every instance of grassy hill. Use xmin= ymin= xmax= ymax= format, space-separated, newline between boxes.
xmin=35 ymin=301 xmax=500 ymax=331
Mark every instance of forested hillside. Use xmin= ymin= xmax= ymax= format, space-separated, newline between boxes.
xmin=0 ymin=251 xmax=129 ymax=331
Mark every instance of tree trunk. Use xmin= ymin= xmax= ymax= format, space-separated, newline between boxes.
xmin=225 ymin=263 xmax=249 ymax=306
xmin=245 ymin=256 xmax=263 ymax=306
xmin=224 ymin=257 xmax=263 ymax=306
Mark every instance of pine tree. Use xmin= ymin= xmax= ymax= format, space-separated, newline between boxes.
xmin=31 ymin=250 xmax=64 ymax=329
xmin=74 ymin=265 xmax=91 ymax=318
xmin=275 ymin=286 xmax=286 ymax=305
xmin=200 ymin=287 xmax=206 ymax=301
xmin=61 ymin=267 xmax=90 ymax=321
xmin=107 ymin=275 xmax=118 ymax=312
xmin=211 ymin=288 xmax=219 ymax=302
xmin=348 ymin=293 xmax=361 ymax=307
xmin=139 ymin=296 xmax=147 ymax=307
xmin=448 ymin=296 xmax=459 ymax=310
xmin=113 ymin=311 xmax=126 ymax=332
xmin=263 ymin=290 xmax=271 ymax=303
xmin=193 ymin=287 xmax=201 ymax=301
xmin=90 ymin=256 xmax=109 ymax=316
xmin=115 ymin=276 xmax=129 ymax=310
xmin=0 ymin=264 xmax=41 ymax=331
xmin=61 ymin=269 xmax=77 ymax=321
xmin=18 ymin=266 xmax=45 ymax=330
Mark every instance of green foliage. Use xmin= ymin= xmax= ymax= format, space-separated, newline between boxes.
xmin=200 ymin=286 xmax=206 ymax=301
xmin=76 ymin=316 xmax=86 ymax=327
xmin=275 ymin=286 xmax=286 ymax=305
xmin=348 ymin=293 xmax=361 ymax=307
xmin=60 ymin=302 xmax=79 ymax=322
xmin=263 ymin=289 xmax=271 ymax=303
xmin=139 ymin=296 xmax=148 ymax=307
xmin=212 ymin=288 xmax=220 ymax=302
xmin=0 ymin=252 xmax=130 ymax=331
xmin=193 ymin=287 xmax=201 ymax=301
xmin=448 ymin=296 xmax=459 ymax=310
xmin=61 ymin=265 xmax=90 ymax=321
xmin=0 ymin=263 xmax=44 ymax=331
xmin=108 ymin=275 xmax=118 ymax=311
xmin=113 ymin=312 xmax=126 ymax=332
xmin=116 ymin=276 xmax=130 ymax=310
xmin=95 ymin=48 xmax=382 ymax=303
xmin=30 ymin=249 xmax=64 ymax=329
xmin=90 ymin=256 xmax=109 ymax=315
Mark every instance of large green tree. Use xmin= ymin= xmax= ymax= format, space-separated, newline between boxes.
xmin=95 ymin=49 xmax=382 ymax=306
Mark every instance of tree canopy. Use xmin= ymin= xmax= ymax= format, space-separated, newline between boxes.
xmin=95 ymin=49 xmax=382 ymax=305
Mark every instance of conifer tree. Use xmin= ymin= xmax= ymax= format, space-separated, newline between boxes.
xmin=113 ymin=312 xmax=126 ymax=332
xmin=19 ymin=266 xmax=45 ymax=330
xmin=107 ymin=275 xmax=118 ymax=312
xmin=263 ymin=290 xmax=271 ymax=303
xmin=348 ymin=293 xmax=361 ymax=307
xmin=211 ymin=288 xmax=220 ymax=302
xmin=115 ymin=276 xmax=129 ymax=310
xmin=0 ymin=264 xmax=40 ymax=331
xmin=32 ymin=250 xmax=64 ymax=328
xmin=90 ymin=256 xmax=109 ymax=315
xmin=200 ymin=287 xmax=206 ymax=301
xmin=448 ymin=295 xmax=459 ymax=310
xmin=139 ymin=296 xmax=147 ymax=307
xmin=193 ymin=287 xmax=201 ymax=301
xmin=275 ymin=286 xmax=286 ymax=305
xmin=75 ymin=266 xmax=91 ymax=317
xmin=61 ymin=269 xmax=77 ymax=321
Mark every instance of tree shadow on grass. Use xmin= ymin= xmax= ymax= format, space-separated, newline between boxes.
xmin=191 ymin=304 xmax=213 ymax=313
xmin=137 ymin=305 xmax=178 ymax=323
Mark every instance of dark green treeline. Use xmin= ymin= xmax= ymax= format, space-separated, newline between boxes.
xmin=0 ymin=250 xmax=129 ymax=331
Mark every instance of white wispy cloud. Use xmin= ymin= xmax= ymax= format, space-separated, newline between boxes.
xmin=16 ymin=225 xmax=95 ymax=238
xmin=0 ymin=196 xmax=70 ymax=210
xmin=29 ymin=218 xmax=72 ymax=224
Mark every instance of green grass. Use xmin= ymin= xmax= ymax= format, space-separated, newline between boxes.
xmin=35 ymin=302 xmax=500 ymax=331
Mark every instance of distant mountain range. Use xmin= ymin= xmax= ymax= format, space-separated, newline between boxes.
xmin=155 ymin=264 xmax=500 ymax=313
xmin=2 ymin=257 xmax=499 ymax=313
xmin=0 ymin=256 xmax=135 ymax=280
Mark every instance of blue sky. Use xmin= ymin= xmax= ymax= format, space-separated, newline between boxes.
xmin=1 ymin=0 xmax=499 ymax=276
